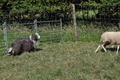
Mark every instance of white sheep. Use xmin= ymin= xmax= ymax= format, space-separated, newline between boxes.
xmin=95 ymin=32 xmax=120 ymax=54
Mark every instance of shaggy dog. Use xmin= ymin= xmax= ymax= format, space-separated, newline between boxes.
xmin=8 ymin=33 xmax=40 ymax=56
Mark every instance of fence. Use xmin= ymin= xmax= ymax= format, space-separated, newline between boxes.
xmin=75 ymin=4 xmax=120 ymax=25
xmin=0 ymin=19 xmax=62 ymax=55
xmin=72 ymin=4 xmax=120 ymax=41
xmin=0 ymin=4 xmax=120 ymax=54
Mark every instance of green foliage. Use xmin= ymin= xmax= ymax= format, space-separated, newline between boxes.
xmin=83 ymin=0 xmax=120 ymax=19
xmin=0 ymin=0 xmax=72 ymax=21
xmin=0 ymin=0 xmax=120 ymax=22
xmin=76 ymin=10 xmax=98 ymax=19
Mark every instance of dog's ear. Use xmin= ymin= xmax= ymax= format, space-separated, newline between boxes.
xmin=35 ymin=33 xmax=40 ymax=39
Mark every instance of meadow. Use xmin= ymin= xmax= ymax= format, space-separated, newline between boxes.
xmin=0 ymin=22 xmax=120 ymax=80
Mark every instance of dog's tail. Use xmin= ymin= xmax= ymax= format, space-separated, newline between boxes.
xmin=8 ymin=47 xmax=13 ymax=53
xmin=7 ymin=47 xmax=13 ymax=55
xmin=0 ymin=47 xmax=13 ymax=56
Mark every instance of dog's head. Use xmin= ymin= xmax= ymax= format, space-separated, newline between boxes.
xmin=29 ymin=33 xmax=40 ymax=43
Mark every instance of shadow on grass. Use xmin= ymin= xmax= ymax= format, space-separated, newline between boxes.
xmin=35 ymin=48 xmax=43 ymax=51
xmin=101 ymin=48 xmax=117 ymax=52
xmin=7 ymin=48 xmax=43 ymax=56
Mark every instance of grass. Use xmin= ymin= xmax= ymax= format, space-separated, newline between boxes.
xmin=0 ymin=22 xmax=120 ymax=80
xmin=0 ymin=23 xmax=62 ymax=54
xmin=0 ymin=42 xmax=120 ymax=80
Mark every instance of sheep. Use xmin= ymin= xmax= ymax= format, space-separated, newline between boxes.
xmin=95 ymin=32 xmax=120 ymax=54
xmin=8 ymin=33 xmax=40 ymax=56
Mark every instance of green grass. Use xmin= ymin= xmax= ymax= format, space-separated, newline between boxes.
xmin=0 ymin=42 xmax=120 ymax=80
xmin=0 ymin=22 xmax=120 ymax=80
xmin=0 ymin=24 xmax=62 ymax=54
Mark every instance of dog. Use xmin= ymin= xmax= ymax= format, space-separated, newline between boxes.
xmin=8 ymin=33 xmax=40 ymax=56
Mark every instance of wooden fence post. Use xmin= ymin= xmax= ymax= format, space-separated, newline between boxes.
xmin=72 ymin=4 xmax=78 ymax=42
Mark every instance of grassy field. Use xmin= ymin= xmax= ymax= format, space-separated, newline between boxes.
xmin=0 ymin=23 xmax=120 ymax=80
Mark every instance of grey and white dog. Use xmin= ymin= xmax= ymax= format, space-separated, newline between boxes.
xmin=8 ymin=33 xmax=40 ymax=56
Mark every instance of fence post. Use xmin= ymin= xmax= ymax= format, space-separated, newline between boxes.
xmin=72 ymin=4 xmax=78 ymax=42
xmin=118 ymin=22 xmax=120 ymax=28
xmin=3 ymin=22 xmax=8 ymax=53
xmin=60 ymin=18 xmax=63 ymax=42
xmin=34 ymin=19 xmax=38 ymax=33
xmin=34 ymin=19 xmax=39 ymax=47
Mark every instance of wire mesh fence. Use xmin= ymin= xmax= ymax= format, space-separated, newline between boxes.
xmin=0 ymin=19 xmax=62 ymax=55
xmin=1 ymin=4 xmax=119 ymax=27
xmin=75 ymin=4 xmax=120 ymax=27
xmin=0 ymin=4 xmax=120 ymax=55
xmin=72 ymin=4 xmax=120 ymax=41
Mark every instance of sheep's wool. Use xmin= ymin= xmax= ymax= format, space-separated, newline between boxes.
xmin=101 ymin=32 xmax=120 ymax=44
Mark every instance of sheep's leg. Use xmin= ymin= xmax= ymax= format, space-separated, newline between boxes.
xmin=116 ymin=45 xmax=120 ymax=54
xmin=94 ymin=45 xmax=101 ymax=53
xmin=95 ymin=43 xmax=107 ymax=53
xmin=101 ymin=44 xmax=107 ymax=52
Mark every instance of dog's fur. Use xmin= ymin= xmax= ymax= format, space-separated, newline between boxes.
xmin=8 ymin=33 xmax=40 ymax=56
